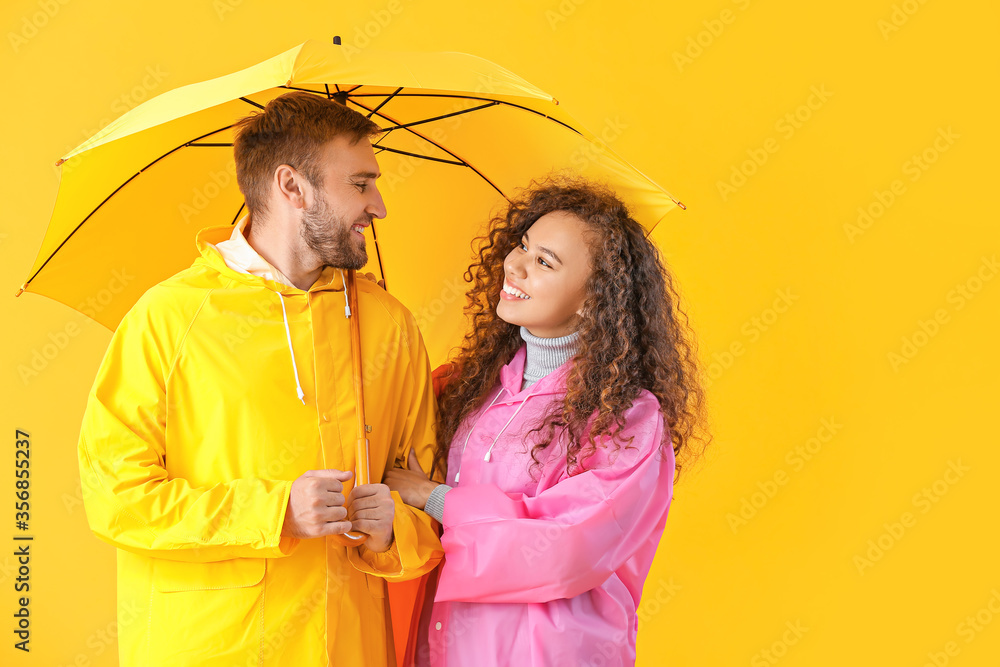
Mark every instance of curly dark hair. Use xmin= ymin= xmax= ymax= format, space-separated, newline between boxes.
xmin=433 ymin=175 xmax=710 ymax=483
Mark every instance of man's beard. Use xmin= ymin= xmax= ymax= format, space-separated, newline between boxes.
xmin=299 ymin=192 xmax=369 ymax=270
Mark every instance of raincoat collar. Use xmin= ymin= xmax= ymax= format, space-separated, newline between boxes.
xmin=194 ymin=221 xmax=347 ymax=294
xmin=498 ymin=344 xmax=574 ymax=399
xmin=193 ymin=220 xmax=354 ymax=407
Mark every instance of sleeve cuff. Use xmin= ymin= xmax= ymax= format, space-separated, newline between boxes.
xmin=348 ymin=539 xmax=403 ymax=576
xmin=424 ymin=484 xmax=452 ymax=523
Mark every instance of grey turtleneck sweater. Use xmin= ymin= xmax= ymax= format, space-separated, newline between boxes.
xmin=423 ymin=326 xmax=580 ymax=522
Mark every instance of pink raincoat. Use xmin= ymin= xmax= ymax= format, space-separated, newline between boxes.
xmin=425 ymin=345 xmax=676 ymax=666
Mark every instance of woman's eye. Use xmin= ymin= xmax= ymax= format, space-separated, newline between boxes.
xmin=518 ymin=241 xmax=527 ymax=251
xmin=537 ymin=257 xmax=550 ymax=268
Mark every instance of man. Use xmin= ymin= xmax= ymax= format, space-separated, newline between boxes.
xmin=77 ymin=91 xmax=443 ymax=666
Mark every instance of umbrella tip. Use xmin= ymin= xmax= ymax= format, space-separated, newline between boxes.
xmin=333 ymin=35 xmax=341 ymax=45
xmin=676 ymin=201 xmax=687 ymax=210
xmin=55 ymin=158 xmax=64 ymax=167
xmin=14 ymin=283 xmax=26 ymax=297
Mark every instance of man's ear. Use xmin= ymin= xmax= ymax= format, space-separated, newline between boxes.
xmin=274 ymin=164 xmax=308 ymax=210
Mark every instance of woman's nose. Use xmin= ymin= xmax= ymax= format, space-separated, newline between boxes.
xmin=506 ymin=255 xmax=527 ymax=278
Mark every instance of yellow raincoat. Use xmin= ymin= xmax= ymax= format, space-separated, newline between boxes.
xmin=77 ymin=221 xmax=444 ymax=666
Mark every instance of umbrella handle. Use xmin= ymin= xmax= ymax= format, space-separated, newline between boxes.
xmin=331 ymin=268 xmax=371 ymax=547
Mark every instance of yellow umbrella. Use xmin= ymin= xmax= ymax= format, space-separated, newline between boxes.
xmin=15 ymin=38 xmax=684 ymax=366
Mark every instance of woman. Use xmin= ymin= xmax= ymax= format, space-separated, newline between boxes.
xmin=385 ymin=176 xmax=708 ymax=667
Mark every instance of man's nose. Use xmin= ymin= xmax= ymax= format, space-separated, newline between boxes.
xmin=367 ymin=186 xmax=387 ymax=219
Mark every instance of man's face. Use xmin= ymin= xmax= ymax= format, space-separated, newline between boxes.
xmin=299 ymin=134 xmax=386 ymax=270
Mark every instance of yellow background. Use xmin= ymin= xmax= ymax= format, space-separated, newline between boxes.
xmin=2 ymin=0 xmax=998 ymax=665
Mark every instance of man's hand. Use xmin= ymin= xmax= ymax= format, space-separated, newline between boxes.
xmin=346 ymin=484 xmax=395 ymax=553
xmin=282 ymin=469 xmax=354 ymax=539
xmin=384 ymin=450 xmax=438 ymax=510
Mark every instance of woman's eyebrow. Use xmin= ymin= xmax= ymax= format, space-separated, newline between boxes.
xmin=523 ymin=232 xmax=563 ymax=265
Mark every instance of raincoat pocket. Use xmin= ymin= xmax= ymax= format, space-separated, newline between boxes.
xmin=147 ymin=558 xmax=267 ymax=665
xmin=153 ymin=557 xmax=266 ymax=591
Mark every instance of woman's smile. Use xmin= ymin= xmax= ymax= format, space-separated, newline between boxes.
xmin=501 ymin=279 xmax=531 ymax=300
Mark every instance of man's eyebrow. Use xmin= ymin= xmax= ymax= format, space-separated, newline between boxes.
xmin=350 ymin=171 xmax=380 ymax=179
xmin=523 ymin=232 xmax=563 ymax=265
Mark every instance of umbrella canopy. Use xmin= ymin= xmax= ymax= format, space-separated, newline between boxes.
xmin=16 ymin=38 xmax=684 ymax=364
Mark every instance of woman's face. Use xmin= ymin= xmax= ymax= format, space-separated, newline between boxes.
xmin=496 ymin=210 xmax=594 ymax=338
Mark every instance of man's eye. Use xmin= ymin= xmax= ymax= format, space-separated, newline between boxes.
xmin=354 ymin=182 xmax=367 ymax=192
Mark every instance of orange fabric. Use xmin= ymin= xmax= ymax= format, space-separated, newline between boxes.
xmin=388 ymin=363 xmax=454 ymax=666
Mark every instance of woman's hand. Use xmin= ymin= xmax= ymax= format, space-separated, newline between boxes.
xmin=384 ymin=450 xmax=439 ymax=510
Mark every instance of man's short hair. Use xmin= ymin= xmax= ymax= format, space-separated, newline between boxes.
xmin=232 ymin=91 xmax=383 ymax=215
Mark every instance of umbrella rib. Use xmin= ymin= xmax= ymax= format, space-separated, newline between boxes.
xmin=278 ymin=87 xmax=580 ymax=136
xmin=347 ymin=93 xmax=582 ymax=135
xmin=345 ymin=98 xmax=508 ymax=200
xmin=373 ymin=128 xmax=393 ymax=147
xmin=28 ymin=84 xmax=569 ymax=289
xmin=378 ymin=102 xmax=498 ymax=132
xmin=373 ymin=146 xmax=464 ymax=166
xmin=366 ymin=87 xmax=404 ymax=119
xmin=230 ymin=202 xmax=246 ymax=226
xmin=22 ymin=124 xmax=239 ymax=288
xmin=240 ymin=96 xmax=265 ymax=110
xmin=370 ymin=219 xmax=387 ymax=292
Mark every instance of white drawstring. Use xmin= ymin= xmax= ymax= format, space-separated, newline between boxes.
xmin=276 ymin=270 xmax=349 ymax=406
xmin=340 ymin=269 xmax=351 ymax=318
xmin=453 ymin=383 xmax=542 ymax=482
xmin=277 ymin=293 xmax=306 ymax=405
xmin=483 ymin=383 xmax=543 ymax=462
